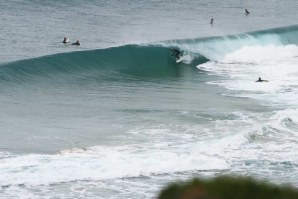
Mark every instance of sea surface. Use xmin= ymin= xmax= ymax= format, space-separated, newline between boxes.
xmin=1 ymin=0 xmax=298 ymax=198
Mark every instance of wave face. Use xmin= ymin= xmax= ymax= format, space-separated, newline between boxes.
xmin=0 ymin=45 xmax=207 ymax=85
xmin=1 ymin=25 xmax=298 ymax=84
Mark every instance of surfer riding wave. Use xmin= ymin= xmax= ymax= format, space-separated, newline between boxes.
xmin=170 ymin=48 xmax=182 ymax=61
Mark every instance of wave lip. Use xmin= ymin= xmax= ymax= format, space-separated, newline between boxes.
xmin=162 ymin=25 xmax=298 ymax=62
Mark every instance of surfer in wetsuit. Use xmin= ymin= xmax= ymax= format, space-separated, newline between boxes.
xmin=170 ymin=48 xmax=182 ymax=59
xmin=244 ymin=9 xmax=250 ymax=15
xmin=62 ymin=37 xmax=69 ymax=44
xmin=72 ymin=40 xmax=80 ymax=46
xmin=256 ymin=77 xmax=268 ymax=82
xmin=210 ymin=18 xmax=214 ymax=25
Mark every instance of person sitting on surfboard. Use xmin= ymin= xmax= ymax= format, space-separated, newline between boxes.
xmin=71 ymin=40 xmax=80 ymax=46
xmin=62 ymin=37 xmax=69 ymax=44
xmin=210 ymin=18 xmax=214 ymax=25
xmin=244 ymin=9 xmax=250 ymax=15
xmin=256 ymin=77 xmax=268 ymax=82
xmin=170 ymin=48 xmax=182 ymax=59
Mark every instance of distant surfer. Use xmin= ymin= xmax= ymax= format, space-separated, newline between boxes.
xmin=62 ymin=37 xmax=69 ymax=44
xmin=210 ymin=18 xmax=214 ymax=25
xmin=72 ymin=40 xmax=80 ymax=46
xmin=256 ymin=77 xmax=268 ymax=82
xmin=244 ymin=9 xmax=250 ymax=15
xmin=170 ymin=48 xmax=182 ymax=59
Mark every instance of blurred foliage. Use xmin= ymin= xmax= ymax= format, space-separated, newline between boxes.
xmin=158 ymin=175 xmax=298 ymax=199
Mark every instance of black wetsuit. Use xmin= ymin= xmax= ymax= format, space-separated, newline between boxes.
xmin=63 ymin=38 xmax=69 ymax=44
xmin=256 ymin=78 xmax=268 ymax=82
xmin=170 ymin=48 xmax=181 ymax=59
xmin=72 ymin=41 xmax=80 ymax=46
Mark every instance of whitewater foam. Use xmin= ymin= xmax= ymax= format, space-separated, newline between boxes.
xmin=223 ymin=44 xmax=298 ymax=64
xmin=0 ymin=145 xmax=228 ymax=187
xmin=197 ymin=44 xmax=298 ymax=107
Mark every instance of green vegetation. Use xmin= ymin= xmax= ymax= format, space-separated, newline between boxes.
xmin=158 ymin=176 xmax=298 ymax=199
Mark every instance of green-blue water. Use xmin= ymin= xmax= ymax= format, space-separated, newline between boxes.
xmin=1 ymin=1 xmax=298 ymax=198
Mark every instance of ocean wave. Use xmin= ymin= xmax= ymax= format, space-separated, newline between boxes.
xmin=0 ymin=45 xmax=207 ymax=84
xmin=162 ymin=25 xmax=298 ymax=61
xmin=0 ymin=25 xmax=297 ymax=83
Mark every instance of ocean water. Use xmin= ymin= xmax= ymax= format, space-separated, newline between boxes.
xmin=1 ymin=0 xmax=298 ymax=198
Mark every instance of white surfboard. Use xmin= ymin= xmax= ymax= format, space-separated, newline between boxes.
xmin=176 ymin=57 xmax=183 ymax=63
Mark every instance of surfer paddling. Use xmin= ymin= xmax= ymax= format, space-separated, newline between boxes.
xmin=71 ymin=40 xmax=80 ymax=46
xmin=255 ymin=77 xmax=268 ymax=82
xmin=62 ymin=38 xmax=80 ymax=46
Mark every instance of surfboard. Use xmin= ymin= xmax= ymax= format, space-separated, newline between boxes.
xmin=176 ymin=57 xmax=183 ymax=63
xmin=256 ymin=80 xmax=268 ymax=82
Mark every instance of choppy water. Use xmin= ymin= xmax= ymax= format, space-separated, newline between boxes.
xmin=1 ymin=1 xmax=298 ymax=198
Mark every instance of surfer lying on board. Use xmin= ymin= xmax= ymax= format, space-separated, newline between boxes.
xmin=256 ymin=77 xmax=268 ymax=82
xmin=71 ymin=40 xmax=80 ymax=46
xmin=170 ymin=48 xmax=182 ymax=59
